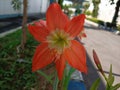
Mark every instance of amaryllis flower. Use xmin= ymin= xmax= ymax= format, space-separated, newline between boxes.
xmin=28 ymin=3 xmax=87 ymax=80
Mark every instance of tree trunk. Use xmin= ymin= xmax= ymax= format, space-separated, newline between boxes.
xmin=21 ymin=0 xmax=27 ymax=50
xmin=112 ymin=0 xmax=120 ymax=26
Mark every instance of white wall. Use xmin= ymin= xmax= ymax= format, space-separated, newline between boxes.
xmin=41 ymin=0 xmax=49 ymax=13
xmin=27 ymin=0 xmax=49 ymax=14
xmin=0 ymin=0 xmax=20 ymax=15
xmin=0 ymin=0 xmax=49 ymax=16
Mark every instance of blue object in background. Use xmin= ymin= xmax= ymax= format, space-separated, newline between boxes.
xmin=50 ymin=0 xmax=54 ymax=4
xmin=68 ymin=80 xmax=86 ymax=90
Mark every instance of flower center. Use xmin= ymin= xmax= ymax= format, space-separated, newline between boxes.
xmin=47 ymin=29 xmax=72 ymax=54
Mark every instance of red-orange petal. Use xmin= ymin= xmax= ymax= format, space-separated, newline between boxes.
xmin=82 ymin=33 xmax=87 ymax=37
xmin=65 ymin=14 xmax=85 ymax=37
xmin=32 ymin=43 xmax=55 ymax=72
xmin=64 ymin=40 xmax=87 ymax=73
xmin=46 ymin=3 xmax=69 ymax=31
xmin=34 ymin=20 xmax=47 ymax=27
xmin=28 ymin=24 xmax=49 ymax=42
xmin=55 ymin=54 xmax=66 ymax=80
xmin=79 ymin=33 xmax=87 ymax=40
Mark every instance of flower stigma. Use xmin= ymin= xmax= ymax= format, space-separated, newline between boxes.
xmin=47 ymin=29 xmax=72 ymax=55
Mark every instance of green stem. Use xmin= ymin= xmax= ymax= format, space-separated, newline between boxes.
xmin=62 ymin=66 xmax=68 ymax=90
xmin=102 ymin=73 xmax=111 ymax=89
xmin=57 ymin=65 xmax=75 ymax=90
xmin=53 ymin=72 xmax=59 ymax=90
xmin=61 ymin=65 xmax=75 ymax=90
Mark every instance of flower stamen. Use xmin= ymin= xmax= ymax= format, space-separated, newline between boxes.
xmin=47 ymin=29 xmax=72 ymax=54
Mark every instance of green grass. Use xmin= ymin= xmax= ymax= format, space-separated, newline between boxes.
xmin=0 ymin=29 xmax=39 ymax=90
xmin=86 ymin=17 xmax=104 ymax=25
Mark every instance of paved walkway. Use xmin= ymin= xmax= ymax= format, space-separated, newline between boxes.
xmin=83 ymin=20 xmax=120 ymax=90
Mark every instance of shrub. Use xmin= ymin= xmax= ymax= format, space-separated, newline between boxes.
xmin=85 ymin=11 xmax=92 ymax=16
xmin=86 ymin=17 xmax=103 ymax=24
xmin=117 ymin=25 xmax=120 ymax=31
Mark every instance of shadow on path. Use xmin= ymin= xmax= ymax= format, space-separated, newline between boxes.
xmin=98 ymin=70 xmax=120 ymax=77
xmin=83 ymin=52 xmax=106 ymax=90
xmin=84 ymin=25 xmax=101 ymax=30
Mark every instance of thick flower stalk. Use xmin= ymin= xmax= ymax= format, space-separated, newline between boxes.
xmin=28 ymin=3 xmax=87 ymax=80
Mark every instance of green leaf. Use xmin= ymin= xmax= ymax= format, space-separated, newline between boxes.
xmin=107 ymin=64 xmax=114 ymax=86
xmin=64 ymin=67 xmax=75 ymax=88
xmin=0 ymin=81 xmax=5 ymax=85
xmin=112 ymin=83 xmax=120 ymax=90
xmin=68 ymin=67 xmax=76 ymax=79
xmin=90 ymin=78 xmax=101 ymax=90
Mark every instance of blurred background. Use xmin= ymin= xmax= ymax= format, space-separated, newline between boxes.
xmin=0 ymin=0 xmax=120 ymax=90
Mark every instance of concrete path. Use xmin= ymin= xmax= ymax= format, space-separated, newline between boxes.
xmin=83 ymin=20 xmax=120 ymax=90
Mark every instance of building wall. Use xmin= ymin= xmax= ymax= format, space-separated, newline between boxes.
xmin=27 ymin=0 xmax=49 ymax=14
xmin=41 ymin=0 xmax=50 ymax=13
xmin=0 ymin=0 xmax=19 ymax=15
xmin=0 ymin=0 xmax=49 ymax=18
